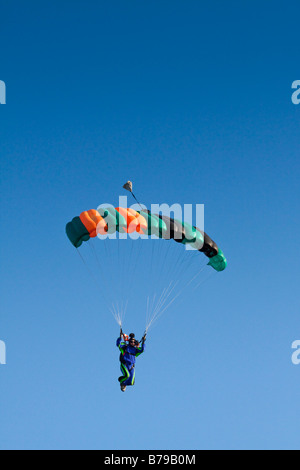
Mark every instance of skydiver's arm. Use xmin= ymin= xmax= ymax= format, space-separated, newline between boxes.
xmin=135 ymin=341 xmax=145 ymax=357
xmin=116 ymin=337 xmax=126 ymax=352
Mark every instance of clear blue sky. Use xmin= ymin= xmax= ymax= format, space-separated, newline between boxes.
xmin=1 ymin=0 xmax=299 ymax=450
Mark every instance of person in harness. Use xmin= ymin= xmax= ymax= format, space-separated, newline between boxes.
xmin=116 ymin=330 xmax=146 ymax=392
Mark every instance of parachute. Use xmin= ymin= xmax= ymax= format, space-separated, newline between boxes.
xmin=66 ymin=207 xmax=226 ymax=271
xmin=66 ymin=195 xmax=227 ymax=332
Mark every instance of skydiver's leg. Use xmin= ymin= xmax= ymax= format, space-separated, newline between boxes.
xmin=124 ymin=366 xmax=135 ymax=386
xmin=130 ymin=367 xmax=135 ymax=386
xmin=119 ymin=363 xmax=135 ymax=386
xmin=118 ymin=363 xmax=130 ymax=384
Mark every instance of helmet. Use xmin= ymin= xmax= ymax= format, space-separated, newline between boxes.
xmin=123 ymin=333 xmax=139 ymax=347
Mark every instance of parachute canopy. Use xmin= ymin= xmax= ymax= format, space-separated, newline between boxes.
xmin=66 ymin=206 xmax=227 ymax=272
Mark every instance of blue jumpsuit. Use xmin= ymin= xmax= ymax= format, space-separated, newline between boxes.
xmin=116 ymin=337 xmax=145 ymax=386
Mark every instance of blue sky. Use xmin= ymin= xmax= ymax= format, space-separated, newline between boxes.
xmin=1 ymin=0 xmax=299 ymax=450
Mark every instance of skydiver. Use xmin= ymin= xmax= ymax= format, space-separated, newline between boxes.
xmin=116 ymin=330 xmax=146 ymax=392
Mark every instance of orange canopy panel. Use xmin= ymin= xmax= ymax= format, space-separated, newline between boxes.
xmin=80 ymin=210 xmax=107 ymax=238
xmin=116 ymin=208 xmax=147 ymax=234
